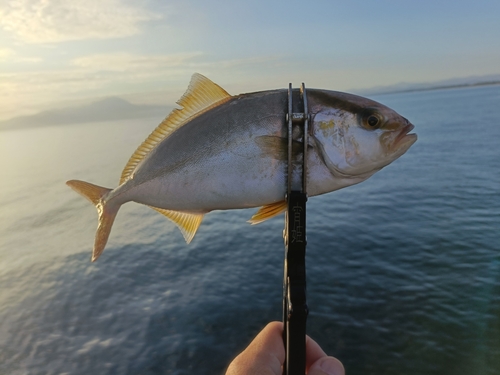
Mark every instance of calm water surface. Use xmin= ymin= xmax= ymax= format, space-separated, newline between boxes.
xmin=0 ymin=85 xmax=499 ymax=375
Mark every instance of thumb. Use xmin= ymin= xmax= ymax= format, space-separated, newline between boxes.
xmin=307 ymin=356 xmax=345 ymax=375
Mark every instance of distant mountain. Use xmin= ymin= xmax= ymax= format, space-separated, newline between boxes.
xmin=355 ymin=74 xmax=500 ymax=96
xmin=4 ymin=74 xmax=499 ymax=131
xmin=0 ymin=97 xmax=171 ymax=130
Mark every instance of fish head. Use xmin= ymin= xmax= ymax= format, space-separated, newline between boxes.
xmin=309 ymin=90 xmax=417 ymax=181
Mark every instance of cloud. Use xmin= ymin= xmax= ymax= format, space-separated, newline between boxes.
xmin=0 ymin=0 xmax=159 ymax=43
xmin=0 ymin=48 xmax=42 ymax=63
xmin=71 ymin=52 xmax=204 ymax=73
xmin=0 ymin=48 xmax=15 ymax=61
xmin=70 ymin=52 xmax=280 ymax=72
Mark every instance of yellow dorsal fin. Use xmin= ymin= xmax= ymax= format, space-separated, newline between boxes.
xmin=149 ymin=206 xmax=204 ymax=243
xmin=247 ymin=200 xmax=287 ymax=225
xmin=120 ymin=73 xmax=232 ymax=184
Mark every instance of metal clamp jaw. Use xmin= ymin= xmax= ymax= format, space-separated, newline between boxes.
xmin=283 ymin=83 xmax=309 ymax=375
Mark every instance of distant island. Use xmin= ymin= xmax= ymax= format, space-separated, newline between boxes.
xmin=0 ymin=97 xmax=170 ymax=131
xmin=355 ymin=73 xmax=500 ymax=96
xmin=366 ymin=80 xmax=500 ymax=96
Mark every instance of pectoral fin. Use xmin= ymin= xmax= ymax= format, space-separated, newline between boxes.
xmin=248 ymin=200 xmax=287 ymax=225
xmin=149 ymin=206 xmax=204 ymax=243
xmin=255 ymin=136 xmax=303 ymax=161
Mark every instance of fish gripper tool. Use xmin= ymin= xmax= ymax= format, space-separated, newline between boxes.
xmin=283 ymin=82 xmax=309 ymax=375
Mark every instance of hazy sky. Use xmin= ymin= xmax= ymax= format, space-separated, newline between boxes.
xmin=1 ymin=0 xmax=499 ymax=121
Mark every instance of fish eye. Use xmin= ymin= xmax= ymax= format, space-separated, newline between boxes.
xmin=362 ymin=113 xmax=382 ymax=130
xmin=367 ymin=115 xmax=379 ymax=127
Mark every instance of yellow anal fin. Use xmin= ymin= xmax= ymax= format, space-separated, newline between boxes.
xmin=248 ymin=200 xmax=287 ymax=225
xmin=120 ymin=73 xmax=232 ymax=184
xmin=149 ymin=206 xmax=204 ymax=244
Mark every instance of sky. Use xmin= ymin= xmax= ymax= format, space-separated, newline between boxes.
xmin=1 ymin=0 xmax=500 ymax=121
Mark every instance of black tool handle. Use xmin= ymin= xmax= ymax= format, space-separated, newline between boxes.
xmin=283 ymin=191 xmax=308 ymax=375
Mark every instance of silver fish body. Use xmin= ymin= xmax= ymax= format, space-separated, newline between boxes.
xmin=113 ymin=90 xmax=290 ymax=212
xmin=67 ymin=74 xmax=417 ymax=261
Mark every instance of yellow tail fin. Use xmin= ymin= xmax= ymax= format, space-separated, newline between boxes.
xmin=66 ymin=180 xmax=118 ymax=262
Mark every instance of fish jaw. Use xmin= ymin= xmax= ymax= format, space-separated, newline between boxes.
xmin=392 ymin=123 xmax=418 ymax=154
xmin=378 ymin=120 xmax=417 ymax=163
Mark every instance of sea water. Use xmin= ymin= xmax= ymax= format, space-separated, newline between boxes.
xmin=0 ymin=85 xmax=499 ymax=375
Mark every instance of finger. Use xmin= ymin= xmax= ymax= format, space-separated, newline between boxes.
xmin=305 ymin=334 xmax=327 ymax=369
xmin=307 ymin=356 xmax=345 ymax=375
xmin=246 ymin=321 xmax=285 ymax=363
xmin=226 ymin=322 xmax=285 ymax=375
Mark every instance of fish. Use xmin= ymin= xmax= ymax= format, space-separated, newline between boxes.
xmin=67 ymin=73 xmax=417 ymax=261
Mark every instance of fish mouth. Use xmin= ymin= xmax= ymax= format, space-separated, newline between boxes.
xmin=393 ymin=123 xmax=417 ymax=151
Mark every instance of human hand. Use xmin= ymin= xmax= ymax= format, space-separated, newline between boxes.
xmin=225 ymin=321 xmax=344 ymax=375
